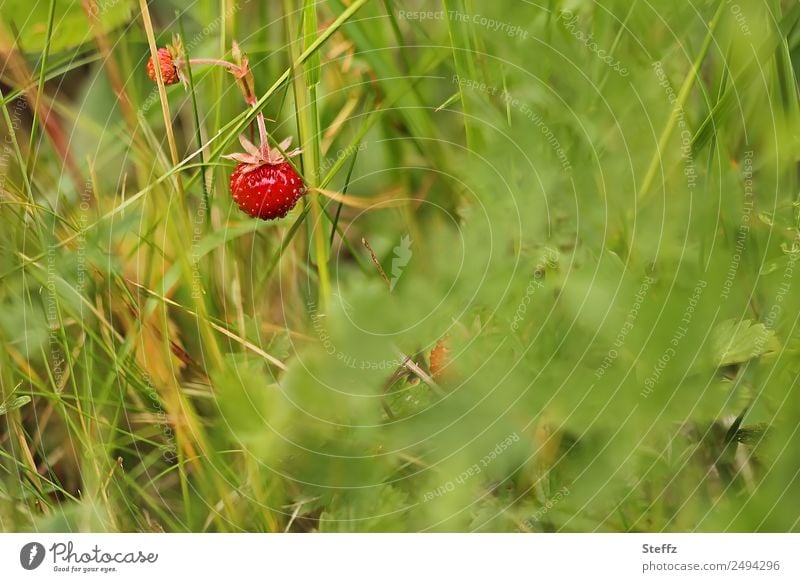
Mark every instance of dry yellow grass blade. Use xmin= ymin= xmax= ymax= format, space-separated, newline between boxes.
xmin=313 ymin=186 xmax=406 ymax=209
xmin=126 ymin=279 xmax=292 ymax=371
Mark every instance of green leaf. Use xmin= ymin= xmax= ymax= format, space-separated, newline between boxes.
xmin=711 ymin=319 xmax=780 ymax=366
xmin=0 ymin=395 xmax=31 ymax=416
xmin=303 ymin=0 xmax=320 ymax=86
xmin=3 ymin=0 xmax=135 ymax=54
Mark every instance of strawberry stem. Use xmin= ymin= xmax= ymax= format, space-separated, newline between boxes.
xmin=179 ymin=57 xmax=240 ymax=73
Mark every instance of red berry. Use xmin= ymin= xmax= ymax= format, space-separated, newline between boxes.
xmin=146 ymin=48 xmax=179 ymax=85
xmin=224 ymin=134 xmax=304 ymax=220
xmin=229 ymin=161 xmax=306 ymax=220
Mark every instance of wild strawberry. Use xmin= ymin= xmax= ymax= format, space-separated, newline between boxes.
xmin=146 ymin=48 xmax=180 ymax=85
xmin=224 ymin=134 xmax=305 ymax=220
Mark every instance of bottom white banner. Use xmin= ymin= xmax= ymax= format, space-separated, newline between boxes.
xmin=0 ymin=534 xmax=795 ymax=581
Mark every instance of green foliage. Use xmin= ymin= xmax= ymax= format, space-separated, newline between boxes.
xmin=712 ymin=319 xmax=780 ymax=366
xmin=0 ymin=396 xmax=31 ymax=416
xmin=3 ymin=0 xmax=135 ymax=53
xmin=1 ymin=0 xmax=799 ymax=533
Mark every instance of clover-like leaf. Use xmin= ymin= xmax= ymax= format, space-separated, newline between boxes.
xmin=0 ymin=395 xmax=31 ymax=416
xmin=711 ymin=319 xmax=780 ymax=367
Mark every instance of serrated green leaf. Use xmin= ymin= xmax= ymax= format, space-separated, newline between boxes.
xmin=3 ymin=0 xmax=135 ymax=54
xmin=711 ymin=319 xmax=780 ymax=366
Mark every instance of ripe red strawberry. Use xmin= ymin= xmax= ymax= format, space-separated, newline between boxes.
xmin=224 ymin=135 xmax=305 ymax=220
xmin=146 ymin=48 xmax=180 ymax=85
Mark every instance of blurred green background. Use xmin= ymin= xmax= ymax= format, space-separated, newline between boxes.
xmin=1 ymin=0 xmax=799 ymax=532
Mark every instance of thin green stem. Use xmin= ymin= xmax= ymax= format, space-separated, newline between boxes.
xmin=177 ymin=15 xmax=211 ymax=226
xmin=637 ymin=1 xmax=725 ymax=203
xmin=26 ymin=0 xmax=57 ymax=175
xmin=286 ymin=0 xmax=331 ymax=310
xmin=442 ymin=0 xmax=480 ymax=152
xmin=330 ymin=145 xmax=359 ymax=245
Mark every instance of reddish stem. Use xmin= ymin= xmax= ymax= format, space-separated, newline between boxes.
xmin=178 ymin=54 xmax=268 ymax=149
xmin=179 ymin=57 xmax=240 ymax=74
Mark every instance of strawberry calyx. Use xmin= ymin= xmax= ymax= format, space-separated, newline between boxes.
xmin=223 ymin=134 xmax=302 ymax=174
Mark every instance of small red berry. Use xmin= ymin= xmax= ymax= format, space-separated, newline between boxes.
xmin=146 ymin=48 xmax=179 ymax=85
xmin=224 ymin=135 xmax=305 ymax=220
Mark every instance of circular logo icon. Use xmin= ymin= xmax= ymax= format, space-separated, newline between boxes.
xmin=19 ymin=542 xmax=46 ymax=570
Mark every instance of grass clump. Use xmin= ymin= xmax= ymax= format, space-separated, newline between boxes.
xmin=1 ymin=0 xmax=799 ymax=532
